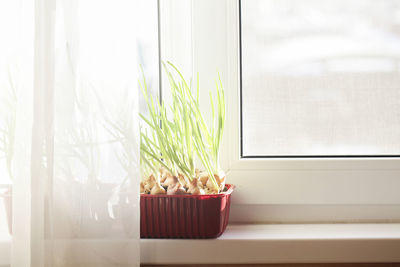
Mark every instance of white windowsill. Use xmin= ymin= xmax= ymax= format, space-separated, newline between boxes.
xmin=1 ymin=223 xmax=400 ymax=265
xmin=141 ymin=223 xmax=400 ymax=264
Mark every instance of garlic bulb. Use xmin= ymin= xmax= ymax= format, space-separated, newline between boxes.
xmin=187 ymin=179 xmax=205 ymax=195
xmin=167 ymin=182 xmax=186 ymax=195
xmin=151 ymin=183 xmax=166 ymax=195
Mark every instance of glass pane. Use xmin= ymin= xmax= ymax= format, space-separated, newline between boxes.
xmin=241 ymin=0 xmax=400 ymax=156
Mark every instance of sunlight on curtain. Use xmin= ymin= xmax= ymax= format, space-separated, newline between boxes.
xmin=0 ymin=0 xmax=142 ymax=266
xmin=48 ymin=0 xmax=140 ymax=266
xmin=0 ymin=0 xmax=34 ymax=266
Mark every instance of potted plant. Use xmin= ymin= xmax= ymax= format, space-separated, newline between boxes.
xmin=0 ymin=81 xmax=16 ymax=235
xmin=139 ymin=62 xmax=234 ymax=238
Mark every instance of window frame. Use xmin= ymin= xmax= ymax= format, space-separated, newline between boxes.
xmin=160 ymin=0 xmax=400 ymax=223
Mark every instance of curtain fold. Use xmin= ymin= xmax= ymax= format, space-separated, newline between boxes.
xmin=1 ymin=0 xmax=141 ymax=266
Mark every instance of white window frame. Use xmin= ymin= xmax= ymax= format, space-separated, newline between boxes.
xmin=159 ymin=0 xmax=400 ymax=223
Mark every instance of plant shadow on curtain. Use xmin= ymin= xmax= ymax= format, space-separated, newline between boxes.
xmin=49 ymin=0 xmax=141 ymax=266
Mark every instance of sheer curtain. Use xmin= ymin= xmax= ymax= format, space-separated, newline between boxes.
xmin=1 ymin=0 xmax=141 ymax=266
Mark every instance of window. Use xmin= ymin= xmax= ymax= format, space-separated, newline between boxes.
xmin=157 ymin=0 xmax=400 ymax=223
xmin=240 ymin=0 xmax=400 ymax=157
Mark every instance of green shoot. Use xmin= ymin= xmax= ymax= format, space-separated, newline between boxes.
xmin=139 ymin=63 xmax=226 ymax=193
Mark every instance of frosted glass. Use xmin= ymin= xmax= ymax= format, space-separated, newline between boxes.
xmin=241 ymin=0 xmax=400 ymax=156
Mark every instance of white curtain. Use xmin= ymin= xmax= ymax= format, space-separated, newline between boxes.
xmin=1 ymin=0 xmax=141 ymax=266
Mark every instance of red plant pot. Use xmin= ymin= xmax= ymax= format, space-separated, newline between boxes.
xmin=140 ymin=184 xmax=234 ymax=238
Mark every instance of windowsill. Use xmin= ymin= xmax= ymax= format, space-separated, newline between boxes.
xmin=141 ymin=223 xmax=400 ymax=264
xmin=1 ymin=223 xmax=400 ymax=265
